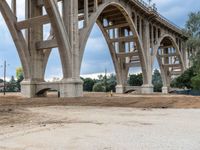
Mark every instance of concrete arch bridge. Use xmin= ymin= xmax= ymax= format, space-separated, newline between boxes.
xmin=0 ymin=0 xmax=188 ymax=97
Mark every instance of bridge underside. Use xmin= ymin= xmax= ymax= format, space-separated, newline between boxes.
xmin=0 ymin=0 xmax=188 ymax=97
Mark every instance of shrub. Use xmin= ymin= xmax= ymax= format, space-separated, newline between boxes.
xmin=191 ymin=74 xmax=200 ymax=90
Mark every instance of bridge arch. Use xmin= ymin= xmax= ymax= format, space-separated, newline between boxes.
xmin=152 ymin=34 xmax=186 ymax=92
xmin=79 ymin=0 xmax=148 ymax=88
xmin=153 ymin=34 xmax=185 ymax=68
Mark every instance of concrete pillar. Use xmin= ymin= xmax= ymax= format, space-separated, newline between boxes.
xmin=59 ymin=78 xmax=83 ymax=97
xmin=116 ymin=85 xmax=125 ymax=94
xmin=84 ymin=0 xmax=89 ymax=27
xmin=21 ymin=80 xmax=36 ymax=98
xmin=162 ymin=86 xmax=169 ymax=94
xmin=141 ymin=19 xmax=153 ymax=94
xmin=116 ymin=28 xmax=128 ymax=94
xmin=62 ymin=0 xmax=83 ymax=97
xmin=21 ymin=0 xmax=45 ymax=98
xmin=11 ymin=0 xmax=16 ymax=16
xmin=141 ymin=84 xmax=154 ymax=94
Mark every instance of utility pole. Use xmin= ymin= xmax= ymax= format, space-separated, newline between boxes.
xmin=3 ymin=61 xmax=6 ymax=95
xmin=104 ymin=68 xmax=107 ymax=92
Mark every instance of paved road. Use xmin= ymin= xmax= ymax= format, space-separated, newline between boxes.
xmin=0 ymin=106 xmax=200 ymax=150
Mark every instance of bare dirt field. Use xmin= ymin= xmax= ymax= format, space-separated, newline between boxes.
xmin=0 ymin=93 xmax=200 ymax=150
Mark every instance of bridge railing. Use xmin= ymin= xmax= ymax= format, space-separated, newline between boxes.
xmin=157 ymin=13 xmax=183 ymax=32
xmin=134 ymin=0 xmax=183 ymax=33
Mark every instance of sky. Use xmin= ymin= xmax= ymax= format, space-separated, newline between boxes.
xmin=0 ymin=0 xmax=200 ymax=80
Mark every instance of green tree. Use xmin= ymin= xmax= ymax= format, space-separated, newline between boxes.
xmin=128 ymin=73 xmax=143 ymax=86
xmin=185 ymin=11 xmax=200 ymax=72
xmin=7 ymin=76 xmax=17 ymax=92
xmin=171 ymin=67 xmax=195 ymax=89
xmin=172 ymin=11 xmax=200 ymax=90
xmin=93 ymin=82 xmax=105 ymax=92
xmin=15 ymin=67 xmax=24 ymax=91
xmin=191 ymin=74 xmax=200 ymax=90
xmin=16 ymin=73 xmax=24 ymax=91
xmin=16 ymin=67 xmax=23 ymax=80
xmin=152 ymin=69 xmax=163 ymax=92
xmin=107 ymin=74 xmax=117 ymax=92
xmin=82 ymin=78 xmax=96 ymax=92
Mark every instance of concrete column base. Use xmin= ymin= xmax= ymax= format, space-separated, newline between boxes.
xmin=141 ymin=84 xmax=154 ymax=94
xmin=21 ymin=80 xmax=37 ymax=98
xmin=162 ymin=86 xmax=169 ymax=94
xmin=116 ymin=85 xmax=125 ymax=94
xmin=59 ymin=78 xmax=83 ymax=98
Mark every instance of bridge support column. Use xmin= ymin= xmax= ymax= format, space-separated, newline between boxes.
xmin=162 ymin=86 xmax=169 ymax=94
xmin=116 ymin=85 xmax=125 ymax=94
xmin=141 ymin=19 xmax=154 ymax=94
xmin=21 ymin=80 xmax=37 ymax=98
xmin=141 ymin=84 xmax=154 ymax=94
xmin=115 ymin=28 xmax=128 ymax=94
xmin=20 ymin=0 xmax=45 ymax=98
xmin=61 ymin=0 xmax=83 ymax=97
xmin=59 ymin=79 xmax=83 ymax=98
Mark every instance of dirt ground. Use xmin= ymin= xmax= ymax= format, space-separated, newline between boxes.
xmin=0 ymin=92 xmax=200 ymax=108
xmin=0 ymin=92 xmax=200 ymax=126
xmin=0 ymin=93 xmax=200 ymax=150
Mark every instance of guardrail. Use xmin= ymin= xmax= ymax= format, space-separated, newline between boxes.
xmin=134 ymin=0 xmax=183 ymax=33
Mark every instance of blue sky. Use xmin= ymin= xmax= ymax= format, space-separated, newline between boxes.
xmin=0 ymin=0 xmax=200 ymax=80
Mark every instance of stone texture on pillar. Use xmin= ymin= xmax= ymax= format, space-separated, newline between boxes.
xmin=141 ymin=84 xmax=154 ymax=94
xmin=59 ymin=79 xmax=83 ymax=98
xmin=162 ymin=86 xmax=169 ymax=94
xmin=141 ymin=19 xmax=154 ymax=94
xmin=116 ymin=85 xmax=125 ymax=94
xmin=21 ymin=80 xmax=36 ymax=98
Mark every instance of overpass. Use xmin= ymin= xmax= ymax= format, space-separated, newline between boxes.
xmin=0 ymin=0 xmax=188 ymax=97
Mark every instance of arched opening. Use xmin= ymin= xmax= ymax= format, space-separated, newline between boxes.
xmin=80 ymin=24 xmax=115 ymax=93
xmin=0 ymin=7 xmax=23 ymax=91
xmin=80 ymin=24 xmax=114 ymax=76
xmin=36 ymin=88 xmax=60 ymax=98
xmin=79 ymin=3 xmax=147 ymax=93
xmin=44 ymin=48 xmax=63 ymax=82
xmin=153 ymin=35 xmax=184 ymax=93
xmin=152 ymin=58 xmax=163 ymax=92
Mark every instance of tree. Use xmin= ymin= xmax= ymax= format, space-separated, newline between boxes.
xmin=171 ymin=67 xmax=195 ymax=89
xmin=82 ymin=78 xmax=96 ymax=92
xmin=171 ymin=11 xmax=200 ymax=90
xmin=152 ymin=69 xmax=163 ymax=92
xmin=7 ymin=76 xmax=17 ymax=92
xmin=191 ymin=74 xmax=200 ymax=90
xmin=16 ymin=67 xmax=23 ymax=80
xmin=185 ymin=11 xmax=200 ymax=72
xmin=128 ymin=73 xmax=143 ymax=86
xmin=93 ymin=82 xmax=105 ymax=92
xmin=106 ymin=74 xmax=117 ymax=92
xmin=15 ymin=67 xmax=24 ymax=91
xmin=16 ymin=73 xmax=24 ymax=91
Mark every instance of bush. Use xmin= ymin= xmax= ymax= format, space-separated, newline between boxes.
xmin=191 ymin=74 xmax=200 ymax=90
xmin=152 ymin=69 xmax=163 ymax=92
xmin=171 ymin=67 xmax=195 ymax=89
xmin=82 ymin=78 xmax=95 ymax=92
xmin=128 ymin=73 xmax=143 ymax=86
xmin=93 ymin=82 xmax=105 ymax=92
